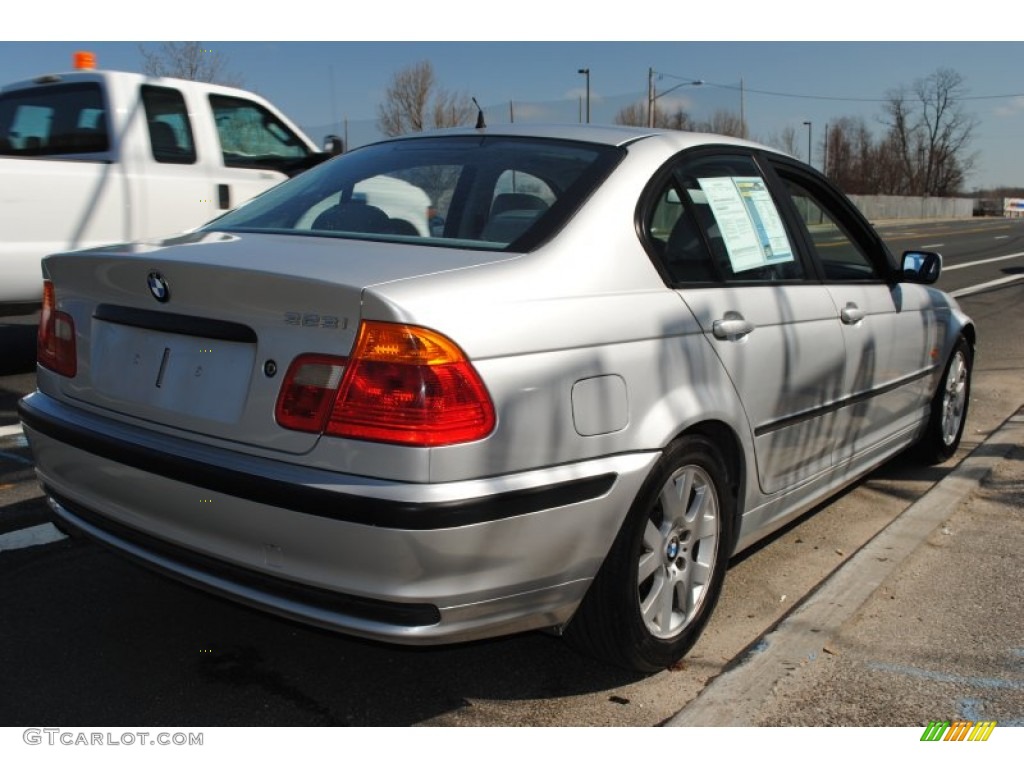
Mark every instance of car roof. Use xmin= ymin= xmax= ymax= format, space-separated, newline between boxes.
xmin=378 ymin=122 xmax=779 ymax=153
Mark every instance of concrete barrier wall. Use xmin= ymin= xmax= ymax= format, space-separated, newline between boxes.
xmin=847 ymin=195 xmax=975 ymax=221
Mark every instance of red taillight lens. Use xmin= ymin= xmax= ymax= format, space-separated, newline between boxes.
xmin=37 ymin=281 xmax=77 ymax=377
xmin=328 ymin=358 xmax=494 ymax=445
xmin=275 ymin=321 xmax=495 ymax=447
xmin=274 ymin=355 xmax=347 ymax=432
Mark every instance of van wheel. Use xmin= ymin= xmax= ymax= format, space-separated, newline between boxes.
xmin=918 ymin=336 xmax=972 ymax=464
xmin=566 ymin=435 xmax=733 ymax=672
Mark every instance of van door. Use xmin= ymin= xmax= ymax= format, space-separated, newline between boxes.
xmin=137 ymin=84 xmax=220 ymax=239
xmin=206 ymin=93 xmax=311 ymax=213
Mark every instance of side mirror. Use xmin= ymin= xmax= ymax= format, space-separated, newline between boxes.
xmin=900 ymin=250 xmax=942 ymax=284
xmin=323 ymin=135 xmax=344 ymax=156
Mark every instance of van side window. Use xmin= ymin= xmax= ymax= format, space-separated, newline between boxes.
xmin=208 ymin=94 xmax=309 ymax=171
xmin=0 ymin=83 xmax=109 ymax=156
xmin=142 ymin=86 xmax=196 ymax=164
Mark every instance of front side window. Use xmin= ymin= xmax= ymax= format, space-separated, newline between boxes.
xmin=142 ymin=86 xmax=196 ymax=164
xmin=208 ymin=94 xmax=309 ymax=171
xmin=645 ymin=153 xmax=806 ymax=284
xmin=209 ymin=136 xmax=623 ymax=251
xmin=0 ymin=83 xmax=109 ymax=156
xmin=779 ymin=175 xmax=882 ymax=281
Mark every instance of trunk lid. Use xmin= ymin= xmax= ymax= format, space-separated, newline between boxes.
xmin=45 ymin=230 xmax=513 ymax=454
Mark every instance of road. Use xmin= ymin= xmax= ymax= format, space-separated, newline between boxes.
xmin=876 ymin=217 xmax=1024 ymax=295
xmin=0 ymin=219 xmax=1022 ymax=726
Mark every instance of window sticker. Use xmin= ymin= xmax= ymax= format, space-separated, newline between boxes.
xmin=697 ymin=176 xmax=794 ymax=272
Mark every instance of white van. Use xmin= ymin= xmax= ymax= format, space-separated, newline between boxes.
xmin=0 ymin=55 xmax=329 ymax=312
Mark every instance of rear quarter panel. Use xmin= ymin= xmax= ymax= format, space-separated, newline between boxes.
xmin=363 ymin=140 xmax=756 ymax=486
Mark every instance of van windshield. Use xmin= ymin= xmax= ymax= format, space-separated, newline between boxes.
xmin=207 ymin=135 xmax=624 ymax=251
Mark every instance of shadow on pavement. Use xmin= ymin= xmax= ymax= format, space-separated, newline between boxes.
xmin=0 ymin=320 xmax=38 ymax=376
xmin=0 ymin=544 xmax=648 ymax=726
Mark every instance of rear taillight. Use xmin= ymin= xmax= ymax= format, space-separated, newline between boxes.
xmin=275 ymin=321 xmax=495 ymax=447
xmin=274 ymin=354 xmax=347 ymax=433
xmin=37 ymin=281 xmax=77 ymax=378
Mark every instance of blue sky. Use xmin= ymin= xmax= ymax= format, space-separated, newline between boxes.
xmin=4 ymin=5 xmax=1022 ymax=190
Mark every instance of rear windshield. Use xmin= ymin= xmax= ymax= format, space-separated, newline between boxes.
xmin=0 ymin=82 xmax=109 ymax=156
xmin=206 ymin=135 xmax=624 ymax=251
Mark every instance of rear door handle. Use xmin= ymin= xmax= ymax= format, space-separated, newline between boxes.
xmin=840 ymin=303 xmax=865 ymax=325
xmin=712 ymin=313 xmax=755 ymax=340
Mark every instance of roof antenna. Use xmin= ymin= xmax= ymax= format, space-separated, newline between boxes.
xmin=472 ymin=97 xmax=486 ymax=130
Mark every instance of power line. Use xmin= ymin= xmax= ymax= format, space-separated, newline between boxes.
xmin=655 ymin=71 xmax=1024 ymax=104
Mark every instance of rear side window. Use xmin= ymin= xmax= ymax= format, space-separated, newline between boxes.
xmin=208 ymin=94 xmax=309 ymax=171
xmin=209 ymin=136 xmax=624 ymax=251
xmin=142 ymin=86 xmax=196 ymax=164
xmin=0 ymin=83 xmax=108 ymax=156
xmin=645 ymin=153 xmax=806 ymax=284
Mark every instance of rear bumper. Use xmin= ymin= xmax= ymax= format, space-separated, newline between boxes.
xmin=19 ymin=392 xmax=657 ymax=644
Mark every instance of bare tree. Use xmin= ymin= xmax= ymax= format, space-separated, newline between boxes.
xmin=880 ymin=68 xmax=978 ymax=196
xmin=826 ymin=116 xmax=878 ymax=193
xmin=613 ymin=101 xmax=646 ymax=127
xmin=377 ymin=61 xmax=473 ymax=137
xmin=694 ymin=109 xmax=747 ymax=138
xmin=614 ymin=100 xmax=693 ymax=130
xmin=763 ymin=125 xmax=801 ymax=157
xmin=139 ymin=42 xmax=243 ymax=87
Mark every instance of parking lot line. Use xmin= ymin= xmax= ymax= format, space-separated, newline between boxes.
xmin=0 ymin=523 xmax=66 ymax=553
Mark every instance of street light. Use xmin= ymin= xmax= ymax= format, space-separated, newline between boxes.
xmin=577 ymin=68 xmax=590 ymax=124
xmin=803 ymin=121 xmax=813 ymax=168
xmin=647 ymin=69 xmax=703 ymax=128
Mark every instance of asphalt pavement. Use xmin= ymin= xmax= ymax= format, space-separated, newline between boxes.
xmin=2 ymin=249 xmax=1022 ymax=728
xmin=669 ymin=407 xmax=1024 ymax=727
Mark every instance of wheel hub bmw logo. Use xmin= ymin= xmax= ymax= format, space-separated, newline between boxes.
xmin=666 ymin=537 xmax=680 ymax=560
xmin=147 ymin=271 xmax=170 ymax=303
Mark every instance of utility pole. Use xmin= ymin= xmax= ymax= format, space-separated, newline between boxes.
xmin=648 ymin=67 xmax=655 ymax=128
xmin=803 ymin=121 xmax=813 ymax=168
xmin=823 ymin=123 xmax=829 ymax=177
xmin=329 ymin=64 xmax=338 ymax=137
xmin=578 ymin=68 xmax=591 ymax=124
xmin=740 ymin=77 xmax=746 ymax=138
xmin=648 ymin=73 xmax=703 ymax=129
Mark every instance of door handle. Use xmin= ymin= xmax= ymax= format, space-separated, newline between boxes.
xmin=840 ymin=303 xmax=865 ymax=325
xmin=217 ymin=184 xmax=231 ymax=210
xmin=712 ymin=313 xmax=755 ymax=340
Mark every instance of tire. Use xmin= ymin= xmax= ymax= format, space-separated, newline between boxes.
xmin=565 ymin=434 xmax=734 ymax=672
xmin=917 ymin=335 xmax=972 ymax=465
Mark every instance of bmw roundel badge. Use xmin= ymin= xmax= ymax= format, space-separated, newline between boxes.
xmin=147 ymin=271 xmax=170 ymax=303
